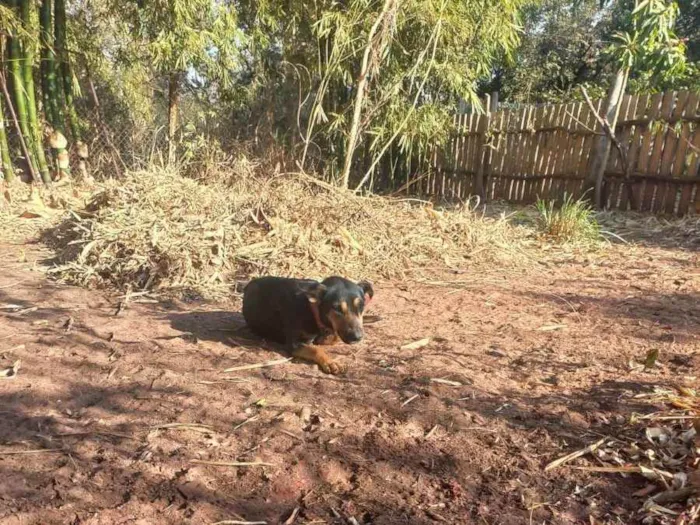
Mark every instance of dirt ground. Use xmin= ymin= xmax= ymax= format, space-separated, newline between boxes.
xmin=0 ymin=226 xmax=698 ymax=524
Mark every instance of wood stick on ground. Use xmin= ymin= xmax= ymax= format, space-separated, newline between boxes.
xmin=544 ymin=438 xmax=605 ymax=472
xmin=56 ymin=431 xmax=141 ymax=441
xmin=279 ymin=429 xmax=304 ymax=441
xmin=191 ymin=460 xmax=274 ymax=468
xmin=570 ymin=465 xmax=674 ymax=479
xmin=233 ymin=414 xmax=260 ymax=431
xmin=211 ymin=521 xmax=267 ymax=525
xmin=283 ymin=507 xmax=300 ymax=525
xmin=224 ymin=358 xmax=292 ymax=373
xmin=152 ymin=423 xmax=213 ymax=433
xmin=425 ymin=424 xmax=439 ymax=439
xmin=0 ymin=448 xmax=64 ymax=455
xmin=401 ymin=394 xmax=419 ymax=407
xmin=430 ymin=378 xmax=462 ymax=387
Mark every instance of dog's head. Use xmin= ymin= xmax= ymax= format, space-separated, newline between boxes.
xmin=298 ymin=277 xmax=374 ymax=344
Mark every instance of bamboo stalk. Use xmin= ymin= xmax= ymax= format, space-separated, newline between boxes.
xmin=0 ymin=67 xmax=40 ymax=183
xmin=19 ymin=0 xmax=51 ymax=184
xmin=0 ymin=91 xmax=15 ymax=182
xmin=340 ymin=0 xmax=398 ymax=189
xmin=55 ymin=0 xmax=80 ymax=141
xmin=40 ymin=0 xmax=62 ymax=130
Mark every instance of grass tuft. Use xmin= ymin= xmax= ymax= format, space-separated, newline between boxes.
xmin=536 ymin=194 xmax=600 ymax=244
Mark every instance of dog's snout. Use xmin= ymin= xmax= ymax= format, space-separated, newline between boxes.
xmin=343 ymin=330 xmax=363 ymax=344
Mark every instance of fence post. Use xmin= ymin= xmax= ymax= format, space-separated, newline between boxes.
xmin=585 ymin=70 xmax=627 ymax=208
xmin=474 ymin=94 xmax=492 ymax=202
xmin=490 ymin=91 xmax=499 ymax=113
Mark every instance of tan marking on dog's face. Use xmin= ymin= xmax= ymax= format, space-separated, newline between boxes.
xmin=340 ymin=301 xmax=348 ymax=314
xmin=327 ymin=305 xmax=364 ymax=342
xmin=353 ymin=297 xmax=361 ymax=309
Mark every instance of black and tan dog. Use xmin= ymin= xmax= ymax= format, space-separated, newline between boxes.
xmin=242 ymin=276 xmax=374 ymax=374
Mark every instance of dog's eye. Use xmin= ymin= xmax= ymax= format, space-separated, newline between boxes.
xmin=333 ymin=304 xmax=343 ymax=312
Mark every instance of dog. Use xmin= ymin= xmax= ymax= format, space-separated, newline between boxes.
xmin=242 ymin=276 xmax=374 ymax=374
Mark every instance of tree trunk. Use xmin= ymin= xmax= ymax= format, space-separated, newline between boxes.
xmin=585 ymin=68 xmax=628 ymax=208
xmin=19 ymin=0 xmax=51 ymax=184
xmin=55 ymin=0 xmax=80 ymax=141
xmin=0 ymin=95 xmax=15 ymax=182
xmin=167 ymin=71 xmax=181 ymax=164
xmin=340 ymin=0 xmax=396 ymax=189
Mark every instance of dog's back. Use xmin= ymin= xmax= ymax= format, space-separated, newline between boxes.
xmin=242 ymin=276 xmax=316 ymax=343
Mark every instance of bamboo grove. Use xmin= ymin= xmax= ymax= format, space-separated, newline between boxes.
xmin=0 ymin=0 xmax=696 ymax=194
xmin=0 ymin=0 xmax=86 ymax=186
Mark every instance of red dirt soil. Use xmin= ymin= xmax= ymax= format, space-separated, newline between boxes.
xmin=0 ymin=235 xmax=698 ymax=525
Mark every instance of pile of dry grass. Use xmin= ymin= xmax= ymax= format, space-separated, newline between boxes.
xmin=42 ymin=167 xmax=530 ymax=298
xmin=0 ymin=182 xmax=83 ymax=242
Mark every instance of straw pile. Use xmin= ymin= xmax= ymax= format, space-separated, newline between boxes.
xmin=41 ymin=167 xmax=529 ymax=298
xmin=0 ymin=182 xmax=81 ymax=242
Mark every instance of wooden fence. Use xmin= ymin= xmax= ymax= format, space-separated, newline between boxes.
xmin=421 ymin=89 xmax=700 ymax=215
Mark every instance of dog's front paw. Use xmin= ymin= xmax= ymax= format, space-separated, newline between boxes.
xmin=320 ymin=359 xmax=346 ymax=375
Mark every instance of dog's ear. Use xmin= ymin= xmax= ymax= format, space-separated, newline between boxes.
xmin=358 ymin=280 xmax=374 ymax=303
xmin=297 ymin=281 xmax=327 ymax=304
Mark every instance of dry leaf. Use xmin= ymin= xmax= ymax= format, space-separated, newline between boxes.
xmin=0 ymin=360 xmax=21 ymax=379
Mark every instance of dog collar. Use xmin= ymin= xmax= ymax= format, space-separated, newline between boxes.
xmin=308 ymin=300 xmax=329 ymax=332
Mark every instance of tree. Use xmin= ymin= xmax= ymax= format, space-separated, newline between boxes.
xmin=236 ymin=0 xmax=531 ymax=189
xmin=482 ymin=1 xmax=615 ymax=104
xmin=586 ymin=0 xmax=688 ymax=207
xmin=123 ymin=0 xmax=240 ymax=163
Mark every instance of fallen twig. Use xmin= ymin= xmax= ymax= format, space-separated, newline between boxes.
xmin=401 ymin=394 xmax=419 ymax=407
xmin=0 ymin=448 xmax=64 ymax=455
xmin=283 ymin=506 xmax=300 ymax=525
xmin=425 ymin=424 xmax=439 ymax=439
xmin=430 ymin=378 xmax=462 ymax=387
xmin=224 ymin=358 xmax=292 ymax=373
xmin=152 ymin=423 xmax=214 ymax=433
xmin=279 ymin=429 xmax=304 ymax=441
xmin=401 ymin=338 xmax=431 ymax=350
xmin=191 ymin=460 xmax=274 ymax=468
xmin=211 ymin=520 xmax=267 ymax=525
xmin=56 ymin=430 xmax=141 ymax=441
xmin=233 ymin=415 xmax=260 ymax=431
xmin=570 ymin=465 xmax=674 ymax=479
xmin=544 ymin=438 xmax=605 ymax=472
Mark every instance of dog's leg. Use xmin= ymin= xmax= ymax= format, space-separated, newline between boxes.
xmin=290 ymin=344 xmax=345 ymax=375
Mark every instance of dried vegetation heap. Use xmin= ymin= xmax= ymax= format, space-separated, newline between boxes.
xmin=42 ymin=167 xmax=529 ymax=298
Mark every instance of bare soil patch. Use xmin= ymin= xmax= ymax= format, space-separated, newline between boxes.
xmin=0 ymin=228 xmax=698 ymax=524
